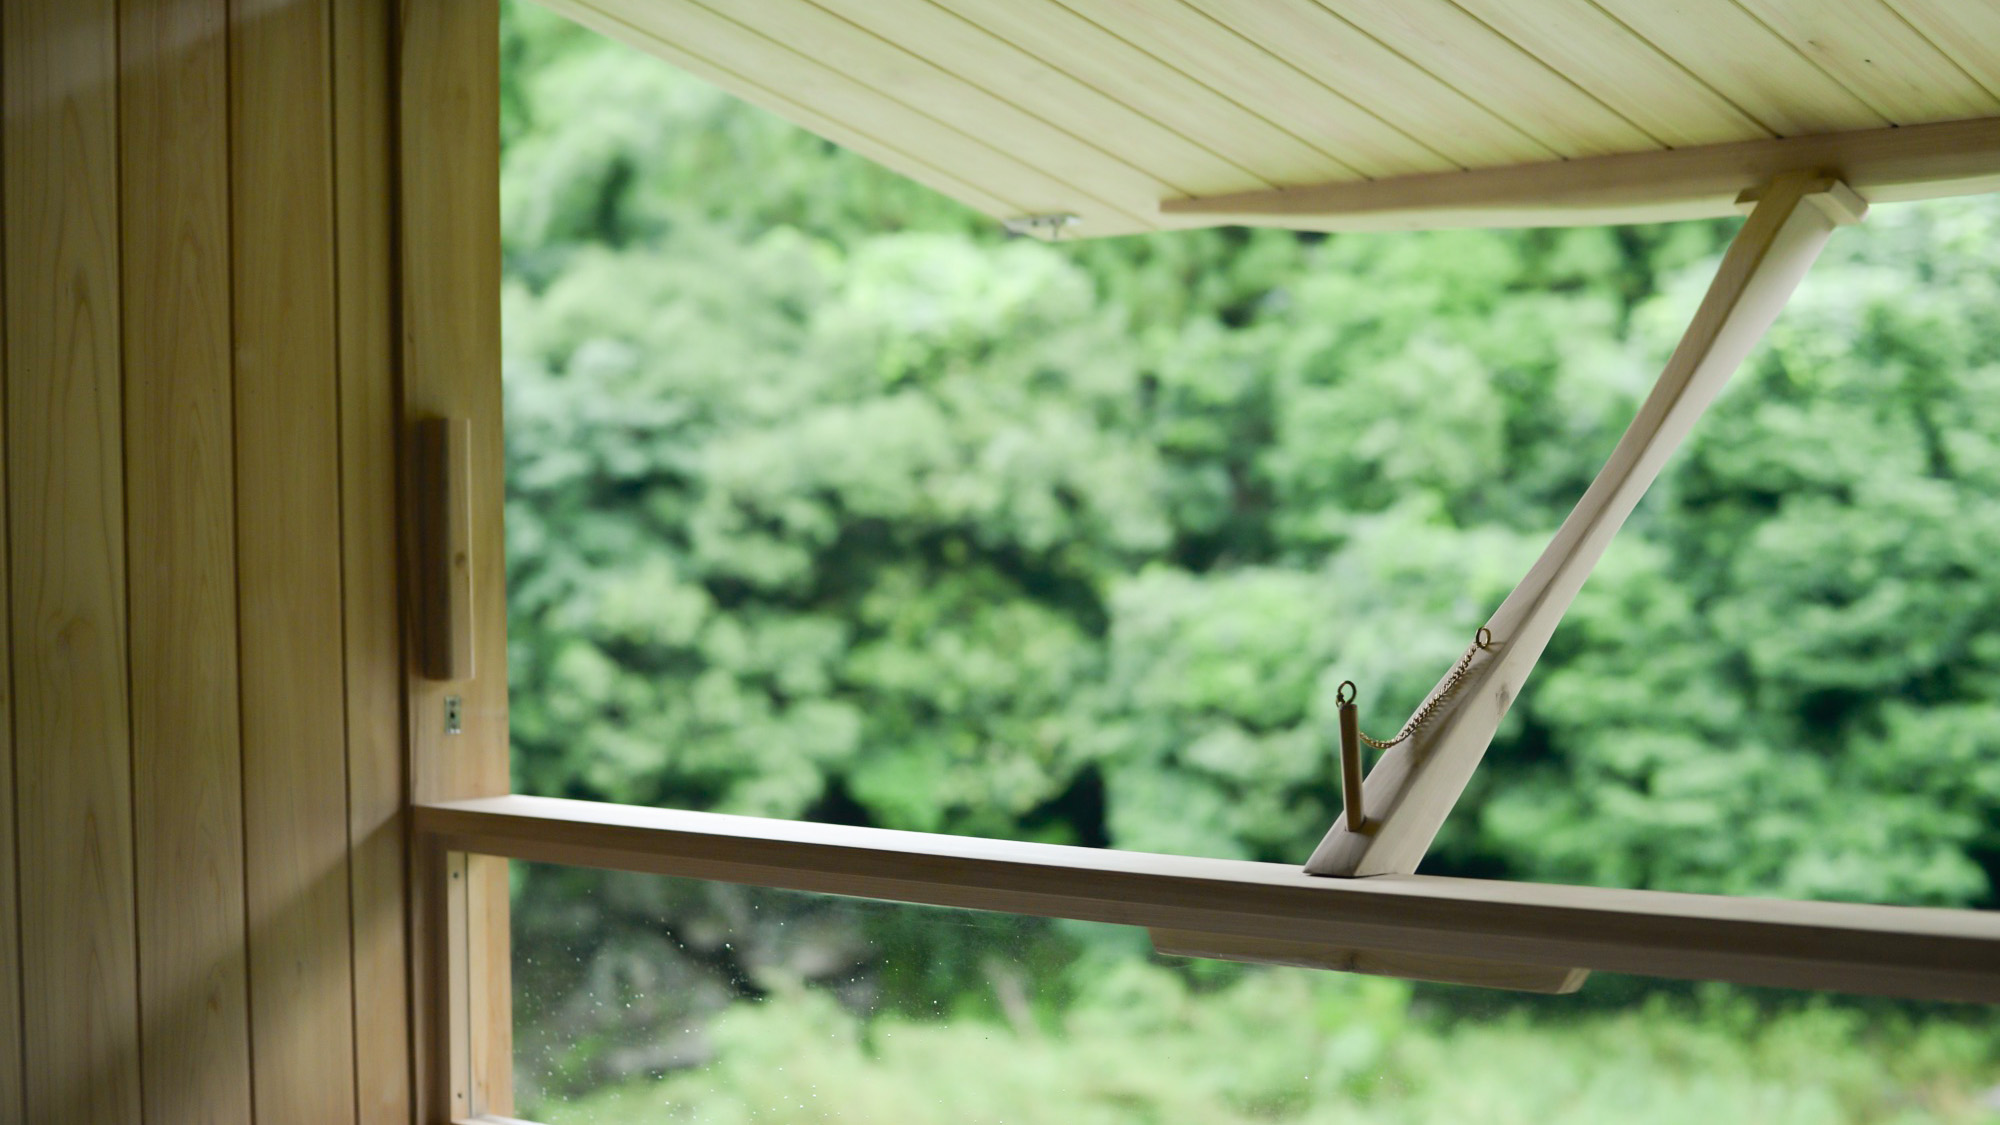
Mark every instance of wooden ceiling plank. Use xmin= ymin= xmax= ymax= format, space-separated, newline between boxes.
xmin=928 ymin=0 xmax=1352 ymax=188
xmin=1734 ymin=0 xmax=2000 ymax=124
xmin=1882 ymin=0 xmax=2000 ymax=101
xmin=1305 ymin=0 xmax=1657 ymax=156
xmin=702 ymin=0 xmax=1184 ymax=223
xmin=1594 ymin=0 xmax=1889 ymax=136
xmin=1185 ymin=0 xmax=1557 ymax=169
xmin=1160 ymin=117 xmax=2000 ymax=231
xmin=1051 ymin=0 xmax=1460 ymax=179
xmin=550 ymin=0 xmax=1153 ymax=236
xmin=1448 ymin=0 xmax=1772 ymax=147
xmin=806 ymin=0 xmax=1275 ymax=198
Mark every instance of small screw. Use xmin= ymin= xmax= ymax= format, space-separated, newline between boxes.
xmin=444 ymin=695 xmax=463 ymax=735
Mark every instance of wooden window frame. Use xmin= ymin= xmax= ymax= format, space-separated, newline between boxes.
xmin=398 ymin=6 xmax=2000 ymax=1123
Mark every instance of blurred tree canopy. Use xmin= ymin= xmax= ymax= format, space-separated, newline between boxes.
xmin=500 ymin=1 xmax=2000 ymax=909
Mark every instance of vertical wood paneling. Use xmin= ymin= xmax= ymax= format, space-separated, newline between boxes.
xmin=334 ymin=0 xmax=415 ymax=1118
xmin=0 ymin=19 xmax=23 ymax=1110
xmin=119 ymin=0 xmax=257 ymax=1121
xmin=401 ymin=0 xmax=511 ymax=1114
xmin=230 ymin=0 xmax=360 ymax=1119
xmin=1 ymin=1 xmax=145 ymax=1122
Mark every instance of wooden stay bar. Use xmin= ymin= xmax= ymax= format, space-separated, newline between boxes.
xmin=417 ymin=795 xmax=2000 ymax=1005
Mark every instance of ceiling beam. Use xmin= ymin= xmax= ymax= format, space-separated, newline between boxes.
xmin=1160 ymin=116 xmax=2000 ymax=231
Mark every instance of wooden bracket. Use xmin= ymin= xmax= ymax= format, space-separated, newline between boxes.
xmin=1307 ymin=172 xmax=1864 ymax=881
xmin=416 ymin=417 xmax=474 ymax=681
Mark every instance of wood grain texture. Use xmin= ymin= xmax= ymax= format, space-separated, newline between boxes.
xmin=801 ymin=0 xmax=1270 ymax=198
xmin=1148 ymin=929 xmax=1589 ymax=994
xmin=1884 ymin=0 xmax=2000 ymax=100
xmin=1180 ymin=0 xmax=1555 ymax=169
xmin=0 ymin=19 xmax=20 ymax=1113
xmin=539 ymin=0 xmax=1026 ymax=228
xmin=1298 ymin=0 xmax=1653 ymax=156
xmin=550 ymin=0 xmax=1150 ymax=235
xmin=1162 ymin=117 xmax=2000 ymax=230
xmin=1733 ymin=0 xmax=1998 ymax=125
xmin=333 ymin=0 xmax=414 ymax=1118
xmin=231 ymin=0 xmax=360 ymax=1119
xmin=418 ymin=796 xmax=2000 ymax=1004
xmin=1594 ymin=0 xmax=1887 ymax=135
xmin=418 ymin=418 xmax=475 ymax=681
xmin=118 ymin=0 xmax=257 ymax=1121
xmin=400 ymin=0 xmax=512 ymax=1116
xmin=1307 ymin=174 xmax=1849 ymax=880
xmin=928 ymin=0 xmax=1340 ymax=189
xmin=1049 ymin=0 xmax=1458 ymax=179
xmin=1447 ymin=0 xmax=1771 ymax=148
xmin=702 ymin=0 xmax=1182 ymax=223
xmin=2 ymin=1 xmax=146 ymax=1121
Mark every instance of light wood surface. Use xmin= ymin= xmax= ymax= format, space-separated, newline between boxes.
xmin=1050 ymin=0 xmax=1455 ymax=180
xmin=1308 ymin=174 xmax=1851 ymax=880
xmin=552 ymin=0 xmax=2000 ymax=238
xmin=335 ymin=0 xmax=415 ymax=1116
xmin=1148 ymin=929 xmax=1588 ymax=994
xmin=0 ymin=52 xmax=20 ymax=1123
xmin=928 ymin=0 xmax=1333 ymax=189
xmin=419 ymin=795 xmax=2000 ymax=1004
xmin=3 ymin=1 xmax=146 ymax=1120
xmin=1180 ymin=0 xmax=1554 ymax=169
xmin=120 ymin=0 xmax=257 ymax=1121
xmin=1162 ymin=117 xmax=2000 ymax=230
xmin=401 ymin=0 xmax=515 ymax=1115
xmin=232 ymin=0 xmax=361 ymax=1118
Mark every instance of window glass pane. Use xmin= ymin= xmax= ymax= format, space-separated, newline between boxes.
xmin=513 ymin=862 xmax=2000 ymax=1123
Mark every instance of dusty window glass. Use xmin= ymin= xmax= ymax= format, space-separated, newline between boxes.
xmin=512 ymin=863 xmax=2000 ymax=1124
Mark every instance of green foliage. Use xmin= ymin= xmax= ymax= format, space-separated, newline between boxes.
xmin=529 ymin=961 xmax=2000 ymax=1125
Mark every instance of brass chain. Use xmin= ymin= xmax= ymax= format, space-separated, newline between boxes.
xmin=1335 ymin=628 xmax=1496 ymax=751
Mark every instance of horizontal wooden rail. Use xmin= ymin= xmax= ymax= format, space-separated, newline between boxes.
xmin=1160 ymin=116 xmax=2000 ymax=231
xmin=418 ymin=796 xmax=2000 ymax=1004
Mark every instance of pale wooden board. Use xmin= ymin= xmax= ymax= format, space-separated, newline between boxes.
xmin=1447 ymin=0 xmax=1772 ymax=148
xmin=118 ymin=0 xmax=258 ymax=1121
xmin=0 ymin=19 xmax=20 ymax=1116
xmin=1734 ymin=0 xmax=1999 ymax=125
xmin=1182 ymin=0 xmax=1556 ymax=169
xmin=558 ymin=0 xmax=1152 ymax=235
xmin=400 ymin=0 xmax=515 ymax=1114
xmin=924 ymin=0 xmax=1346 ymax=189
xmin=230 ymin=0 xmax=361 ymax=1119
xmin=420 ymin=796 xmax=2000 ymax=1004
xmin=1050 ymin=0 xmax=1460 ymax=179
xmin=1163 ymin=117 xmax=2000 ymax=230
xmin=1594 ymin=0 xmax=1887 ymax=136
xmin=1885 ymin=0 xmax=2000 ymax=100
xmin=3 ymin=2 xmax=146 ymax=1121
xmin=701 ymin=0 xmax=1188 ymax=219
xmin=540 ymin=0 xmax=1031 ymax=231
xmin=796 ymin=0 xmax=1273 ymax=197
xmin=1294 ymin=0 xmax=1654 ymax=157
xmin=333 ymin=0 xmax=415 ymax=1118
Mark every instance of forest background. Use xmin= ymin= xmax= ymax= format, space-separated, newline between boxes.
xmin=498 ymin=3 xmax=2000 ymax=1120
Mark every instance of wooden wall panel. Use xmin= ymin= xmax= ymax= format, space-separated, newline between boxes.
xmin=0 ymin=19 xmax=22 ymax=1112
xmin=119 ymin=0 xmax=258 ymax=1121
xmin=335 ymin=0 xmax=415 ymax=1118
xmin=401 ymin=0 xmax=512 ymax=1115
xmin=231 ymin=0 xmax=362 ymax=1119
xmin=1 ymin=1 xmax=146 ymax=1122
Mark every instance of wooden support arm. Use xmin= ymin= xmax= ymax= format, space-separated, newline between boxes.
xmin=1307 ymin=172 xmax=1863 ymax=879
